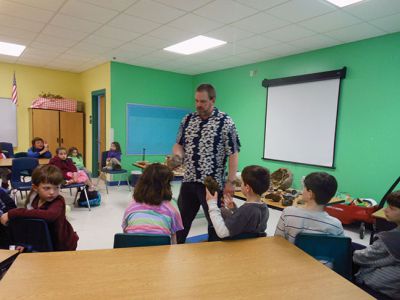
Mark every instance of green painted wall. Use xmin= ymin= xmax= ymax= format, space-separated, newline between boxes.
xmin=193 ymin=32 xmax=400 ymax=201
xmin=110 ymin=62 xmax=193 ymax=171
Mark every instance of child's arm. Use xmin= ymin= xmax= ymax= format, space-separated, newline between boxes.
xmin=274 ymin=213 xmax=286 ymax=238
xmin=27 ymin=148 xmax=40 ymax=158
xmin=206 ymin=188 xmax=230 ymax=238
xmin=7 ymin=199 xmax=64 ymax=223
xmin=171 ymin=233 xmax=177 ymax=244
xmin=353 ymin=239 xmax=393 ymax=267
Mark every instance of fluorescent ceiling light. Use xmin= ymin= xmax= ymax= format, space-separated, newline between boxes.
xmin=164 ymin=35 xmax=226 ymax=55
xmin=325 ymin=0 xmax=364 ymax=7
xmin=0 ymin=41 xmax=26 ymax=57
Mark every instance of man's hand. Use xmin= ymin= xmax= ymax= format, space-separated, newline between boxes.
xmin=223 ymin=194 xmax=237 ymax=210
xmin=223 ymin=181 xmax=235 ymax=196
xmin=206 ymin=187 xmax=218 ymax=202
xmin=0 ymin=212 xmax=9 ymax=226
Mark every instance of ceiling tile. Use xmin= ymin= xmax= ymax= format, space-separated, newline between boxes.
xmin=155 ymin=0 xmax=213 ymax=12
xmin=117 ymin=41 xmax=155 ymax=54
xmin=125 ymin=0 xmax=186 ymax=23
xmin=148 ymin=26 xmax=194 ymax=43
xmin=236 ymin=0 xmax=290 ymax=10
xmin=85 ymin=34 xmax=126 ymax=48
xmin=288 ymin=34 xmax=341 ymax=51
xmin=0 ymin=54 xmax=18 ymax=63
xmin=70 ymin=41 xmax=112 ymax=54
xmin=21 ymin=47 xmax=64 ymax=58
xmin=9 ymin=0 xmax=65 ymax=11
xmin=82 ymin=0 xmax=135 ymax=11
xmin=0 ymin=34 xmax=34 ymax=45
xmin=0 ymin=13 xmax=46 ymax=33
xmin=108 ymin=14 xmax=161 ymax=33
xmin=168 ymin=13 xmax=223 ymax=34
xmin=237 ymin=49 xmax=276 ymax=62
xmin=233 ymin=12 xmax=288 ymax=34
xmin=235 ymin=35 xmax=280 ymax=50
xmin=267 ymin=0 xmax=335 ymax=23
xmin=94 ymin=26 xmax=141 ymax=42
xmin=34 ymin=33 xmax=78 ymax=47
xmin=0 ymin=25 xmax=37 ymax=41
xmin=60 ymin=0 xmax=119 ymax=23
xmin=344 ymin=0 xmax=400 ymax=21
xmin=325 ymin=23 xmax=385 ymax=43
xmin=263 ymin=42 xmax=302 ymax=56
xmin=41 ymin=25 xmax=88 ymax=41
xmin=50 ymin=14 xmax=102 ymax=33
xmin=369 ymin=13 xmax=400 ymax=33
xmin=205 ymin=26 xmax=254 ymax=42
xmin=262 ymin=25 xmax=315 ymax=42
xmin=29 ymin=42 xmax=69 ymax=53
xmin=194 ymin=0 xmax=257 ymax=24
xmin=0 ymin=0 xmax=55 ymax=22
xmin=300 ymin=10 xmax=362 ymax=33
xmin=133 ymin=35 xmax=172 ymax=49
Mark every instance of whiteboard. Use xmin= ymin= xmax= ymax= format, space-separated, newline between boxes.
xmin=264 ymin=79 xmax=340 ymax=167
xmin=0 ymin=98 xmax=17 ymax=146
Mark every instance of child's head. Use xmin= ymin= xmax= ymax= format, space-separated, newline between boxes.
xmin=110 ymin=142 xmax=121 ymax=153
xmin=56 ymin=147 xmax=68 ymax=160
xmin=133 ymin=163 xmax=173 ymax=205
xmin=241 ymin=165 xmax=270 ymax=196
xmin=32 ymin=137 xmax=44 ymax=149
xmin=68 ymin=147 xmax=80 ymax=157
xmin=31 ymin=165 xmax=64 ymax=202
xmin=303 ymin=172 xmax=337 ymax=205
xmin=384 ymin=191 xmax=400 ymax=224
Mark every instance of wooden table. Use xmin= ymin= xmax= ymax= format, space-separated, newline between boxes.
xmin=372 ymin=208 xmax=386 ymax=220
xmin=234 ymin=191 xmax=344 ymax=211
xmin=0 ymin=158 xmax=49 ymax=167
xmin=0 ymin=237 xmax=371 ymax=299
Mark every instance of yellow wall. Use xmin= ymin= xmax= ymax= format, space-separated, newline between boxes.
xmin=0 ymin=62 xmax=82 ymax=153
xmin=79 ymin=62 xmax=110 ymax=170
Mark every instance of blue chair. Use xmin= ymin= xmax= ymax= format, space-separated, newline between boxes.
xmin=61 ymin=183 xmax=91 ymax=211
xmin=100 ymin=151 xmax=130 ymax=194
xmin=294 ymin=233 xmax=352 ymax=280
xmin=0 ymin=142 xmax=14 ymax=158
xmin=10 ymin=158 xmax=38 ymax=204
xmin=113 ymin=233 xmax=171 ymax=248
xmin=9 ymin=218 xmax=54 ymax=252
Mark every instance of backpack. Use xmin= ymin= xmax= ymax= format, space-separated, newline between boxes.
xmin=78 ymin=190 xmax=101 ymax=207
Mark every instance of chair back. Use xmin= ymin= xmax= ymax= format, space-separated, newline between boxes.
xmin=295 ymin=233 xmax=352 ymax=280
xmin=101 ymin=151 xmax=108 ymax=168
xmin=223 ymin=232 xmax=267 ymax=241
xmin=0 ymin=142 xmax=14 ymax=158
xmin=9 ymin=218 xmax=54 ymax=252
xmin=14 ymin=152 xmax=28 ymax=158
xmin=113 ymin=233 xmax=171 ymax=248
xmin=11 ymin=158 xmax=38 ymax=186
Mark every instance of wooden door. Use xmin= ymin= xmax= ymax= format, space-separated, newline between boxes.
xmin=60 ymin=112 xmax=84 ymax=156
xmin=31 ymin=109 xmax=59 ymax=156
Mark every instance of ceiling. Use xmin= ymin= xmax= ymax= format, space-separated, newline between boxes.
xmin=0 ymin=0 xmax=399 ymax=75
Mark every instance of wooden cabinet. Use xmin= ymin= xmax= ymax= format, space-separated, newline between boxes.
xmin=29 ymin=109 xmax=84 ymax=158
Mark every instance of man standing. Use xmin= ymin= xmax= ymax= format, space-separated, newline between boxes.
xmin=173 ymin=84 xmax=240 ymax=243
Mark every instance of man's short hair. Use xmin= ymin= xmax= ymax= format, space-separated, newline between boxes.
xmin=304 ymin=172 xmax=338 ymax=205
xmin=241 ymin=165 xmax=270 ymax=196
xmin=196 ymin=84 xmax=216 ymax=100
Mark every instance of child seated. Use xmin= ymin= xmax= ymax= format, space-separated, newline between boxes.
xmin=104 ymin=142 xmax=122 ymax=170
xmin=206 ymin=165 xmax=270 ymax=239
xmin=274 ymin=172 xmax=344 ymax=243
xmin=353 ymin=191 xmax=400 ymax=299
xmin=122 ymin=163 xmax=183 ymax=244
xmin=27 ymin=137 xmax=51 ymax=158
xmin=0 ymin=165 xmax=79 ymax=251
xmin=0 ymin=188 xmax=16 ymax=249
xmin=68 ymin=147 xmax=91 ymax=175
xmin=0 ymin=145 xmax=11 ymax=189
xmin=50 ymin=147 xmax=95 ymax=190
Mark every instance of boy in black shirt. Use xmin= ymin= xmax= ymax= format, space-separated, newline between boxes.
xmin=206 ymin=165 xmax=269 ymax=238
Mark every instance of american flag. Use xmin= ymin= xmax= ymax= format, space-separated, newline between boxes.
xmin=12 ymin=72 xmax=18 ymax=105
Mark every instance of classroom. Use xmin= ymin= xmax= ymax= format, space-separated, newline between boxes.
xmin=0 ymin=0 xmax=399 ymax=299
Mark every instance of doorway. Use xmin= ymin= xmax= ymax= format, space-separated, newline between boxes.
xmin=91 ymin=89 xmax=106 ymax=176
